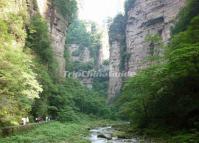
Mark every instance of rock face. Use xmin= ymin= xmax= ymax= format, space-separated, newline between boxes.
xmin=68 ymin=44 xmax=94 ymax=89
xmin=69 ymin=44 xmax=94 ymax=63
xmin=126 ymin=0 xmax=185 ymax=73
xmin=108 ymin=0 xmax=185 ymax=99
xmin=36 ymin=0 xmax=67 ymax=78
xmin=48 ymin=10 xmax=67 ymax=78
xmin=108 ymin=41 xmax=122 ymax=100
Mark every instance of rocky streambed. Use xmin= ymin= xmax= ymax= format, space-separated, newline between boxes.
xmin=88 ymin=126 xmax=141 ymax=143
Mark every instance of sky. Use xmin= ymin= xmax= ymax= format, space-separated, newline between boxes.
xmin=78 ymin=0 xmax=125 ymax=25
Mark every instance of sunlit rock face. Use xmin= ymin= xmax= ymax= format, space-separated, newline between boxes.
xmin=126 ymin=0 xmax=185 ymax=74
xmin=108 ymin=41 xmax=122 ymax=100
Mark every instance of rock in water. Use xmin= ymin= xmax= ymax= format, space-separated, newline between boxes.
xmin=97 ymin=134 xmax=112 ymax=140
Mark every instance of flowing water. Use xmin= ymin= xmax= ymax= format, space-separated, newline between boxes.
xmin=89 ymin=126 xmax=140 ymax=143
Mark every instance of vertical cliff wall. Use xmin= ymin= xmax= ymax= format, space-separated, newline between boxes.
xmin=108 ymin=0 xmax=185 ymax=99
xmin=35 ymin=0 xmax=68 ymax=77
xmin=108 ymin=14 xmax=126 ymax=100
xmin=126 ymin=0 xmax=185 ymax=73
xmin=108 ymin=41 xmax=122 ymax=100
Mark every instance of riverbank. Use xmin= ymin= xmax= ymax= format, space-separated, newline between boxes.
xmin=112 ymin=123 xmax=199 ymax=143
xmin=1 ymin=118 xmax=197 ymax=143
xmin=0 ymin=118 xmax=117 ymax=143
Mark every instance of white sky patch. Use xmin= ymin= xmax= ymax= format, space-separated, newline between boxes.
xmin=78 ymin=0 xmax=125 ymax=25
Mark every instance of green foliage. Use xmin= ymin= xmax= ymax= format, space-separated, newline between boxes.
xmin=171 ymin=132 xmax=199 ymax=143
xmin=66 ymin=20 xmax=102 ymax=65
xmin=66 ymin=20 xmax=108 ymax=97
xmin=52 ymin=0 xmax=78 ymax=21
xmin=116 ymin=14 xmax=199 ymax=134
xmin=0 ymin=48 xmax=42 ymax=127
xmin=66 ymin=19 xmax=107 ymax=99
xmin=26 ymin=14 xmax=110 ymax=123
xmin=172 ymin=0 xmax=199 ymax=34
xmin=0 ymin=14 xmax=42 ymax=126
xmin=93 ymin=76 xmax=109 ymax=96
xmin=58 ymin=106 xmax=80 ymax=122
xmin=26 ymin=15 xmax=56 ymax=69
xmin=0 ymin=120 xmax=116 ymax=143
xmin=67 ymin=20 xmax=90 ymax=47
xmin=31 ymin=64 xmax=56 ymax=118
xmin=109 ymin=14 xmax=126 ymax=43
xmin=0 ymin=1 xmax=7 ymax=8
xmin=49 ymin=78 xmax=112 ymax=121
xmin=67 ymin=61 xmax=94 ymax=72
xmin=24 ymin=15 xmax=59 ymax=119
xmin=103 ymin=60 xmax=109 ymax=65
xmin=72 ymin=49 xmax=81 ymax=56
xmin=93 ymin=64 xmax=109 ymax=96
xmin=0 ymin=0 xmax=112 ymax=129
xmin=144 ymin=34 xmax=164 ymax=63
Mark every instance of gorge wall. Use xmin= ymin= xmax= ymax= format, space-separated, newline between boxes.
xmin=108 ymin=0 xmax=185 ymax=99
xmin=126 ymin=0 xmax=185 ymax=73
xmin=35 ymin=0 xmax=68 ymax=77
xmin=108 ymin=41 xmax=122 ymax=100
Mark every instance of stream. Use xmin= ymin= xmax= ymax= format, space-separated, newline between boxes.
xmin=88 ymin=126 xmax=140 ymax=143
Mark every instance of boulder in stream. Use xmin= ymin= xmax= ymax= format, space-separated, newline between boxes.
xmin=97 ymin=134 xmax=112 ymax=140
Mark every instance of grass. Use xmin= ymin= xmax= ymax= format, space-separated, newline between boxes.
xmin=0 ymin=118 xmax=116 ymax=143
xmin=2 ymin=118 xmax=197 ymax=143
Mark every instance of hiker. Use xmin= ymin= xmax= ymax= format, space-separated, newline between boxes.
xmin=26 ymin=117 xmax=29 ymax=124
xmin=36 ymin=117 xmax=43 ymax=122
xmin=45 ymin=116 xmax=48 ymax=122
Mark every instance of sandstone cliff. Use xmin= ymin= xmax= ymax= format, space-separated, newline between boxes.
xmin=108 ymin=0 xmax=185 ymax=99
xmin=126 ymin=0 xmax=185 ymax=73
